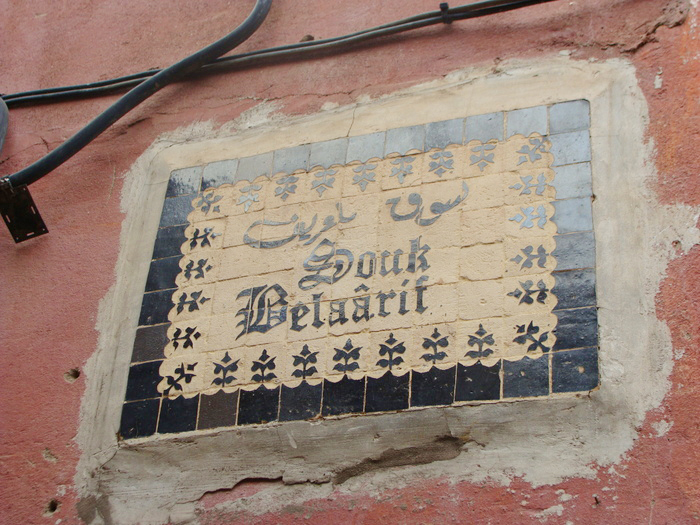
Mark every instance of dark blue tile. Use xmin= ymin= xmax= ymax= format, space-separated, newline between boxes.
xmin=166 ymin=167 xmax=202 ymax=197
xmin=549 ymin=100 xmax=590 ymax=134
xmin=550 ymin=130 xmax=591 ymax=166
xmin=145 ymin=256 xmax=182 ymax=292
xmin=553 ymin=232 xmax=595 ymax=271
xmin=158 ymin=395 xmax=199 ymax=434
xmin=309 ymin=138 xmax=348 ymax=169
xmin=552 ymin=163 xmax=592 ymax=200
xmin=552 ymin=347 xmax=599 ymax=393
xmin=552 ymin=269 xmax=597 ymax=311
xmin=503 ymin=356 xmax=549 ymax=398
xmin=198 ymin=390 xmax=239 ymax=430
xmin=411 ymin=366 xmax=456 ymax=407
xmin=385 ymin=125 xmax=425 ymax=156
xmin=553 ymin=307 xmax=598 ymax=351
xmin=365 ymin=371 xmax=409 ymax=413
xmin=159 ymin=194 xmax=195 ymax=228
xmin=152 ymin=225 xmax=187 ymax=260
xmin=237 ymin=386 xmax=279 ymax=425
xmin=347 ymin=132 xmax=385 ymax=163
xmin=279 ymin=382 xmax=322 ymax=421
xmin=466 ymin=112 xmax=504 ymax=143
xmin=322 ymin=376 xmax=365 ymax=416
xmin=236 ymin=153 xmax=273 ymax=182
xmin=131 ymin=324 xmax=169 ymax=363
xmin=138 ymin=288 xmax=175 ymax=326
xmin=119 ymin=399 xmax=160 ymax=439
xmin=273 ymin=144 xmax=310 ymax=175
xmin=507 ymin=106 xmax=547 ymax=137
xmin=552 ymin=198 xmax=593 ymax=234
xmin=425 ymin=119 xmax=464 ymax=149
xmin=125 ymin=360 xmax=162 ymax=401
xmin=201 ymin=159 xmax=238 ymax=190
xmin=455 ymin=361 xmax=501 ymax=401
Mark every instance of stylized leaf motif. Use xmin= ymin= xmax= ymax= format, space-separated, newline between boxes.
xmin=421 ymin=327 xmax=450 ymax=362
xmin=513 ymin=322 xmax=550 ymax=353
xmin=465 ymin=324 xmax=495 ymax=359
xmin=377 ymin=333 xmax=406 ymax=370
xmin=251 ymin=349 xmax=277 ymax=382
xmin=332 ymin=339 xmax=362 ymax=373
xmin=508 ymin=280 xmax=549 ymax=305
xmin=291 ymin=344 xmax=319 ymax=379
xmin=429 ymin=151 xmax=454 ymax=177
xmin=196 ymin=192 xmax=223 ymax=214
xmin=164 ymin=362 xmax=198 ymax=395
xmin=212 ymin=352 xmax=238 ymax=386
xmin=390 ymin=157 xmax=414 ymax=183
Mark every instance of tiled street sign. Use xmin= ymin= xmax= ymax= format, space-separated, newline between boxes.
xmin=120 ymin=100 xmax=598 ymax=439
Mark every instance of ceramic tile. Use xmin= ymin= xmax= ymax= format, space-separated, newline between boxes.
xmin=158 ymin=395 xmax=199 ymax=434
xmin=131 ymin=324 xmax=169 ymax=363
xmin=119 ymin=399 xmax=160 ymax=439
xmin=507 ymin=105 xmax=548 ymax=137
xmin=549 ymin=100 xmax=590 ymax=134
xmin=503 ymin=355 xmax=549 ymax=398
xmin=167 ymin=166 xmax=202 ymax=197
xmin=465 ymin=112 xmax=504 ymax=143
xmin=552 ymin=347 xmax=598 ymax=393
xmin=124 ymin=101 xmax=599 ymax=437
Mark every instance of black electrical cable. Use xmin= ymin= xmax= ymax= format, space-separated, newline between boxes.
xmin=3 ymin=0 xmax=272 ymax=189
xmin=3 ymin=0 xmax=556 ymax=107
xmin=0 ymin=98 xmax=8 ymax=153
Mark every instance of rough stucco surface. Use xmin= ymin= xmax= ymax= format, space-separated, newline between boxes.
xmin=0 ymin=0 xmax=699 ymax=524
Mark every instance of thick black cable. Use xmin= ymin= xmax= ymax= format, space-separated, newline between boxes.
xmin=4 ymin=0 xmax=272 ymax=189
xmin=3 ymin=0 xmax=556 ymax=107
xmin=0 ymin=98 xmax=8 ymax=154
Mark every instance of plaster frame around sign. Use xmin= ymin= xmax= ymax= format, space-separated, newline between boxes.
xmin=79 ymin=58 xmax=677 ymax=524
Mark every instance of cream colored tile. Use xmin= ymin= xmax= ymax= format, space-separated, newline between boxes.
xmin=412 ymin=284 xmax=459 ymax=326
xmin=456 ymin=318 xmax=508 ymax=367
xmin=503 ymin=167 xmax=557 ymax=206
xmin=461 ymin=206 xmax=506 ymax=246
xmin=457 ymin=279 xmax=505 ymax=321
xmin=224 ymin=210 xmax=264 ymax=248
xmin=502 ymin=273 xmax=557 ymax=316
xmin=341 ymin=160 xmax=382 ymax=197
xmin=460 ymin=243 xmax=505 ymax=281
xmin=463 ymin=139 xmax=504 ymax=177
xmin=175 ymin=249 xmax=221 ymax=288
xmin=503 ymin=236 xmax=558 ymax=276
xmin=500 ymin=134 xmax=553 ymax=172
xmin=323 ymin=332 xmax=372 ymax=381
xmin=182 ymin=218 xmax=226 ymax=255
xmin=158 ymin=354 xmax=206 ymax=398
xmin=366 ymin=328 xmax=417 ymax=378
xmin=167 ymin=284 xmax=215 ymax=323
xmin=503 ymin=201 xmax=557 ymax=239
xmin=164 ymin=317 xmax=212 ymax=358
xmin=501 ymin=311 xmax=558 ymax=361
xmin=460 ymin=172 xmax=505 ymax=211
xmin=379 ymin=153 xmax=425 ymax=190
xmin=410 ymin=323 xmax=459 ymax=372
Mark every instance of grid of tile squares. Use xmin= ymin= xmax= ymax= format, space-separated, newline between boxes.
xmin=120 ymin=100 xmax=598 ymax=439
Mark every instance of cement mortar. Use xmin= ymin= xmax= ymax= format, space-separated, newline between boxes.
xmin=76 ymin=56 xmax=699 ymax=524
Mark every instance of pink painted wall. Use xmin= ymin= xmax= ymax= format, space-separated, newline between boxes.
xmin=1 ymin=0 xmax=699 ymax=522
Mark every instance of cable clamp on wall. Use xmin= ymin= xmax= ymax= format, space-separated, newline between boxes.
xmin=0 ymin=177 xmax=48 ymax=243
xmin=440 ymin=3 xmax=452 ymax=23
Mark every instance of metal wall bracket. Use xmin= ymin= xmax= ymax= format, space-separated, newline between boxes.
xmin=0 ymin=179 xmax=48 ymax=243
